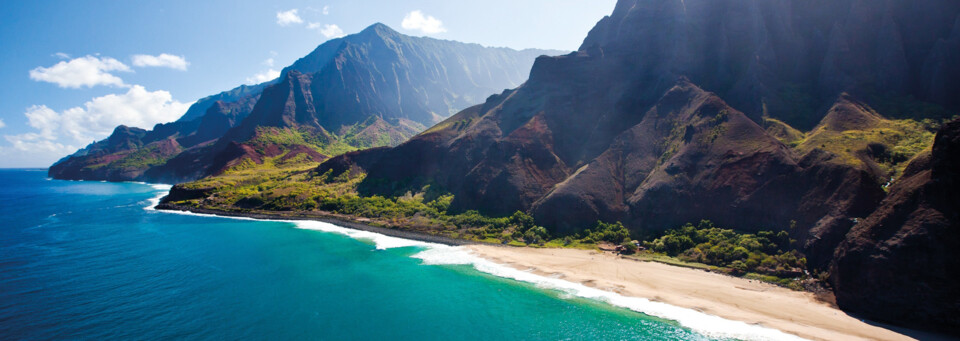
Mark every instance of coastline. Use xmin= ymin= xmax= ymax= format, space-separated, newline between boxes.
xmin=154 ymin=203 xmax=474 ymax=247
xmin=465 ymin=245 xmax=915 ymax=341
xmin=153 ymin=202 xmax=918 ymax=341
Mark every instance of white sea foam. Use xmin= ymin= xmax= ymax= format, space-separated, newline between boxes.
xmin=286 ymin=219 xmax=806 ymax=340
xmin=150 ymin=184 xmax=172 ymax=191
xmin=147 ymin=197 xmax=806 ymax=340
xmin=142 ymin=183 xmax=174 ymax=211
xmin=293 ymin=220 xmax=441 ymax=250
xmin=411 ymin=246 xmax=807 ymax=341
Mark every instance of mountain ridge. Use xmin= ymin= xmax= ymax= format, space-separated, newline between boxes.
xmin=49 ymin=24 xmax=564 ymax=183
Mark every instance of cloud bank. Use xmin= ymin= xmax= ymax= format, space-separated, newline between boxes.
xmin=4 ymin=86 xmax=192 ymax=155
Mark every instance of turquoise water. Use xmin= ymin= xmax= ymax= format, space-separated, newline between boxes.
xmin=0 ymin=169 xmax=729 ymax=340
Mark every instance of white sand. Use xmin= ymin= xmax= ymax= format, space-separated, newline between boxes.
xmin=467 ymin=245 xmax=915 ymax=341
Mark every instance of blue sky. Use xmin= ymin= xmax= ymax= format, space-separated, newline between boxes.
xmin=0 ymin=0 xmax=615 ymax=168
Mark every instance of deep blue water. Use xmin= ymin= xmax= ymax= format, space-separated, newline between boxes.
xmin=0 ymin=169 xmax=717 ymax=340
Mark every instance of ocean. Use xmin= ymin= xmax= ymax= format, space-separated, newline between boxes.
xmin=0 ymin=169 xmax=797 ymax=340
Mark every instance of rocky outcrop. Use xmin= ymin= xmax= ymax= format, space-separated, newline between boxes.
xmin=830 ymin=118 xmax=960 ymax=332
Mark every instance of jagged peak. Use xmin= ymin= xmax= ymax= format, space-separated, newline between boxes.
xmin=359 ymin=22 xmax=401 ymax=39
xmin=110 ymin=125 xmax=146 ymax=135
xmin=816 ymin=93 xmax=883 ymax=132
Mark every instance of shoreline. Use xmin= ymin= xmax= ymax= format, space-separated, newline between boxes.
xmin=154 ymin=202 xmax=921 ymax=341
xmin=465 ymin=245 xmax=917 ymax=341
xmin=155 ymin=203 xmax=474 ymax=247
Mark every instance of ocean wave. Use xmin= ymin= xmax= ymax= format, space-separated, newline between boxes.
xmin=290 ymin=219 xmax=807 ymax=341
xmin=149 ymin=203 xmax=805 ymax=340
xmin=292 ymin=220 xmax=440 ymax=250
xmin=140 ymin=183 xmax=174 ymax=211
xmin=412 ymin=246 xmax=806 ymax=341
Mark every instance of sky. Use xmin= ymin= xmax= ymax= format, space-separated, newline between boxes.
xmin=0 ymin=0 xmax=616 ymax=168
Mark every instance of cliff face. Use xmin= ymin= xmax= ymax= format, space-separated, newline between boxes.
xmin=49 ymin=24 xmax=562 ymax=183
xmin=830 ymin=119 xmax=960 ymax=332
xmin=581 ymin=0 xmax=960 ymax=129
xmin=320 ymin=0 xmax=957 ymax=282
xmin=327 ymin=0 xmax=960 ymax=248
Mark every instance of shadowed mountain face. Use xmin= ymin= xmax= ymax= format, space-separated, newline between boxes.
xmin=830 ymin=118 xmax=960 ymax=333
xmin=581 ymin=0 xmax=960 ymax=129
xmin=319 ymin=1 xmax=960 ymax=331
xmin=49 ymin=24 xmax=563 ymax=183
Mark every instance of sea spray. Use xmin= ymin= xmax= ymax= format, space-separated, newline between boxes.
xmin=139 ymin=183 xmax=172 ymax=211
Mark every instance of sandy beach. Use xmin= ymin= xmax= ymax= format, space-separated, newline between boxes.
xmin=467 ymin=245 xmax=916 ymax=341
xmin=159 ymin=203 xmax=933 ymax=340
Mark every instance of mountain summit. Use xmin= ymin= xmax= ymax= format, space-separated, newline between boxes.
xmin=49 ymin=24 xmax=563 ymax=183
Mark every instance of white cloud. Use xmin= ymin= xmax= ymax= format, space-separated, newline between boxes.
xmin=263 ymin=58 xmax=275 ymax=67
xmin=131 ymin=53 xmax=189 ymax=70
xmin=29 ymin=55 xmax=130 ymax=88
xmin=53 ymin=52 xmax=70 ymax=59
xmin=276 ymin=9 xmax=303 ymax=26
xmin=5 ymin=86 xmax=191 ymax=149
xmin=401 ymin=10 xmax=447 ymax=35
xmin=0 ymin=119 xmax=5 ymax=129
xmin=316 ymin=24 xmax=344 ymax=39
xmin=24 ymin=105 xmax=60 ymax=139
xmin=3 ymin=134 xmax=74 ymax=155
xmin=323 ymin=5 xmax=330 ymax=15
xmin=246 ymin=69 xmax=280 ymax=85
xmin=2 ymin=86 xmax=191 ymax=167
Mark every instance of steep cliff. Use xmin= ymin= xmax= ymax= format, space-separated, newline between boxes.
xmin=830 ymin=118 xmax=960 ymax=332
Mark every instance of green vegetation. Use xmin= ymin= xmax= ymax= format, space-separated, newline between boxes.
xmin=177 ymin=162 xmax=556 ymax=245
xmin=176 ymin=160 xmax=812 ymax=287
xmin=83 ymin=143 xmax=180 ymax=171
xmin=644 ymin=220 xmax=805 ymax=278
xmin=339 ymin=116 xmax=424 ymax=148
xmin=573 ymin=221 xmax=631 ymax=244
xmin=795 ymin=117 xmax=936 ymax=177
xmin=247 ymin=127 xmax=357 ymax=156
xmin=763 ymin=117 xmax=805 ymax=146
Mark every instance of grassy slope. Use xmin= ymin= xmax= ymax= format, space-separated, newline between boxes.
xmin=174 ymin=103 xmax=952 ymax=291
xmin=766 ymin=115 xmax=940 ymax=180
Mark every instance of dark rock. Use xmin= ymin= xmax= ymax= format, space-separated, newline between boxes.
xmin=830 ymin=119 xmax=960 ymax=333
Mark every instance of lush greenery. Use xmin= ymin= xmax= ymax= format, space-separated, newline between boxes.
xmin=247 ymin=127 xmax=357 ymax=157
xmin=83 ymin=143 xmax=181 ymax=171
xmin=645 ymin=220 xmax=806 ymax=278
xmin=177 ymin=157 xmax=811 ymax=287
xmin=573 ymin=221 xmax=632 ymax=244
xmin=177 ymin=160 xmax=555 ymax=245
xmin=164 ymin=95 xmax=960 ymax=293
xmin=767 ymin=115 xmax=946 ymax=179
